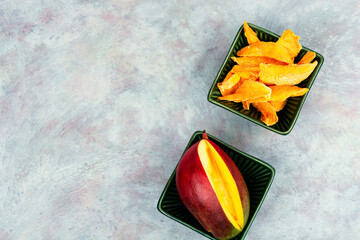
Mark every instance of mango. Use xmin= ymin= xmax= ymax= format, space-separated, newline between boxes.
xmin=176 ymin=131 xmax=250 ymax=240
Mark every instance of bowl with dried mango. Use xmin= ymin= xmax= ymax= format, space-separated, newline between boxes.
xmin=208 ymin=21 xmax=324 ymax=135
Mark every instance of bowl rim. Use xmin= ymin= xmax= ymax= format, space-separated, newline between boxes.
xmin=207 ymin=23 xmax=325 ymax=135
xmin=157 ymin=130 xmax=276 ymax=240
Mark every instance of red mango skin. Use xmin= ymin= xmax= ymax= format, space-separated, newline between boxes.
xmin=176 ymin=139 xmax=250 ymax=239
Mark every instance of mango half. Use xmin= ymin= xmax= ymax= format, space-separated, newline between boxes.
xmin=176 ymin=131 xmax=250 ymax=240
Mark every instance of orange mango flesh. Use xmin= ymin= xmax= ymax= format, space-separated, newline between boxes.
xmin=198 ymin=139 xmax=244 ymax=230
xmin=276 ymin=29 xmax=302 ymax=58
xmin=243 ymin=97 xmax=268 ymax=104
xmin=223 ymin=71 xmax=234 ymax=82
xmin=243 ymin=86 xmax=308 ymax=104
xmin=298 ymin=51 xmax=316 ymax=64
xmin=259 ymin=61 xmax=318 ymax=85
xmin=237 ymin=41 xmax=293 ymax=64
xmin=268 ymin=85 xmax=309 ymax=101
xmin=232 ymin=65 xmax=260 ymax=73
xmin=218 ymin=80 xmax=271 ymax=102
xmin=217 ymin=73 xmax=242 ymax=96
xmin=243 ymin=21 xmax=260 ymax=44
xmin=270 ymin=99 xmax=288 ymax=112
xmin=238 ymin=71 xmax=258 ymax=81
xmin=242 ymin=101 xmax=250 ymax=110
xmin=217 ymin=72 xmax=258 ymax=96
xmin=231 ymin=56 xmax=286 ymax=67
xmin=252 ymin=102 xmax=278 ymax=126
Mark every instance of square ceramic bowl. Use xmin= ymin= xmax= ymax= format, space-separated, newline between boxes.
xmin=207 ymin=23 xmax=324 ymax=135
xmin=157 ymin=131 xmax=275 ymax=240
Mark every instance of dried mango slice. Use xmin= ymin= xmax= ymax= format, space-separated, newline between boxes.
xmin=243 ymin=21 xmax=260 ymax=44
xmin=217 ymin=73 xmax=242 ymax=96
xmin=232 ymin=65 xmax=260 ymax=73
xmin=231 ymin=56 xmax=287 ymax=67
xmin=298 ymin=51 xmax=316 ymax=64
xmin=221 ymin=64 xmax=258 ymax=87
xmin=237 ymin=71 xmax=257 ymax=80
xmin=223 ymin=71 xmax=234 ymax=82
xmin=243 ymin=86 xmax=308 ymax=103
xmin=270 ymin=99 xmax=288 ymax=112
xmin=235 ymin=71 xmax=259 ymax=83
xmin=276 ymin=29 xmax=302 ymax=58
xmin=242 ymin=101 xmax=250 ymax=110
xmin=268 ymin=86 xmax=309 ymax=101
xmin=218 ymin=80 xmax=271 ymax=102
xmin=243 ymin=96 xmax=268 ymax=103
xmin=259 ymin=61 xmax=317 ymax=85
xmin=237 ymin=42 xmax=293 ymax=64
xmin=218 ymin=71 xmax=259 ymax=96
xmin=252 ymin=102 xmax=278 ymax=126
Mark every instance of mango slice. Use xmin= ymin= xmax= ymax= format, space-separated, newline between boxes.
xmin=198 ymin=139 xmax=244 ymax=230
xmin=236 ymin=71 xmax=258 ymax=81
xmin=217 ymin=73 xmax=242 ymax=96
xmin=270 ymin=99 xmax=288 ymax=112
xmin=223 ymin=65 xmax=259 ymax=81
xmin=218 ymin=71 xmax=259 ymax=96
xmin=298 ymin=51 xmax=316 ymax=64
xmin=232 ymin=65 xmax=260 ymax=73
xmin=237 ymin=42 xmax=293 ymax=64
xmin=276 ymin=29 xmax=302 ymax=58
xmin=268 ymin=85 xmax=308 ymax=101
xmin=243 ymin=86 xmax=308 ymax=104
xmin=231 ymin=56 xmax=286 ymax=67
xmin=242 ymin=101 xmax=250 ymax=110
xmin=252 ymin=102 xmax=278 ymax=126
xmin=223 ymin=70 xmax=235 ymax=82
xmin=259 ymin=61 xmax=318 ymax=85
xmin=243 ymin=21 xmax=260 ymax=44
xmin=218 ymin=80 xmax=271 ymax=102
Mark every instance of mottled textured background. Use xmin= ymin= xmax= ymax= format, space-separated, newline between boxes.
xmin=0 ymin=0 xmax=359 ymax=239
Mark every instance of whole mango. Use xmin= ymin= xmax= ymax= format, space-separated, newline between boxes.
xmin=176 ymin=131 xmax=250 ymax=240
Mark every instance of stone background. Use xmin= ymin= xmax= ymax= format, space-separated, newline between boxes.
xmin=0 ymin=0 xmax=359 ymax=239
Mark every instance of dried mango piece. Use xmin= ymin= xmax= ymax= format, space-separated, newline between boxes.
xmin=298 ymin=51 xmax=316 ymax=64
xmin=232 ymin=65 xmax=260 ymax=73
xmin=259 ymin=61 xmax=317 ymax=85
xmin=223 ymin=71 xmax=234 ymax=82
xmin=231 ymin=56 xmax=287 ymax=67
xmin=247 ymin=72 xmax=259 ymax=81
xmin=218 ymin=80 xmax=271 ymax=102
xmin=237 ymin=71 xmax=257 ymax=80
xmin=243 ymin=21 xmax=260 ymax=44
xmin=217 ymin=73 xmax=242 ymax=96
xmin=237 ymin=42 xmax=293 ymax=64
xmin=234 ymin=80 xmax=271 ymax=96
xmin=252 ymin=102 xmax=278 ymax=126
xmin=243 ymin=86 xmax=308 ymax=103
xmin=236 ymin=71 xmax=259 ymax=83
xmin=268 ymin=86 xmax=309 ymax=101
xmin=218 ymin=71 xmax=259 ymax=96
xmin=270 ymin=99 xmax=288 ymax=112
xmin=276 ymin=29 xmax=302 ymax=58
xmin=221 ymin=64 xmax=258 ymax=86
xmin=244 ymin=96 xmax=268 ymax=103
xmin=242 ymin=101 xmax=250 ymax=110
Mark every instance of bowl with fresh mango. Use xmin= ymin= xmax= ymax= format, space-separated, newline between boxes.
xmin=157 ymin=131 xmax=275 ymax=240
xmin=207 ymin=21 xmax=324 ymax=135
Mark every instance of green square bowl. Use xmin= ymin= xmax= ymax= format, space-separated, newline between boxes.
xmin=207 ymin=23 xmax=324 ymax=135
xmin=157 ymin=131 xmax=275 ymax=240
